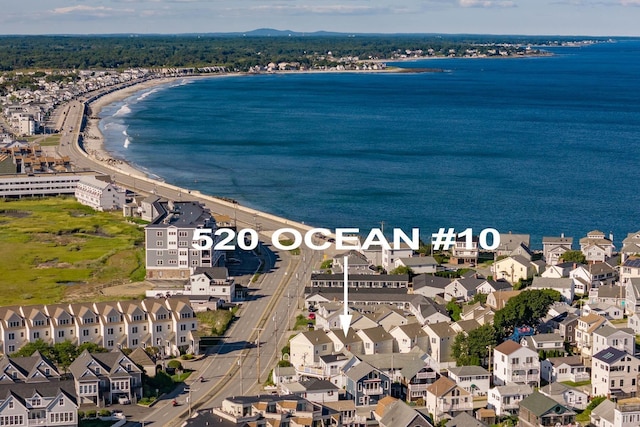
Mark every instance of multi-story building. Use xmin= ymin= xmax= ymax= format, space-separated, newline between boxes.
xmin=0 ymin=172 xmax=93 ymax=198
xmin=493 ymin=341 xmax=540 ymax=387
xmin=145 ymin=200 xmax=223 ymax=280
xmin=518 ymin=391 xmax=576 ymax=427
xmin=540 ymin=356 xmax=589 ymax=384
xmin=580 ymin=230 xmax=615 ymax=263
xmin=591 ymin=347 xmax=640 ymax=399
xmin=425 ymin=376 xmax=473 ymax=423
xmin=69 ymin=349 xmax=143 ymax=406
xmin=0 ymin=297 xmax=199 ymax=357
xmin=74 ymin=175 xmax=126 ymax=211
xmin=487 ymin=384 xmax=533 ymax=416
xmin=344 ymin=361 xmax=391 ymax=407
xmin=450 ymin=234 xmax=479 ymax=266
xmin=447 ymin=366 xmax=491 ymax=397
xmin=0 ymin=383 xmax=78 ymax=427
xmin=591 ymin=398 xmax=640 ymax=427
xmin=542 ymin=235 xmax=573 ymax=266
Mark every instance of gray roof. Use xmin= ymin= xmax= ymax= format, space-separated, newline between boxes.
xmin=299 ymin=330 xmax=333 ymax=346
xmin=545 ymin=355 xmax=584 ymax=367
xmin=596 ymin=285 xmax=625 ymax=299
xmin=310 ymin=273 xmax=409 ymax=282
xmin=519 ymin=391 xmax=575 ymax=417
xmin=424 ymin=322 xmax=455 ymax=338
xmin=592 ymin=324 xmax=634 ymax=338
xmin=543 ymin=236 xmax=573 ymax=244
xmin=398 ymin=256 xmax=438 ymax=267
xmin=529 ymin=333 xmax=564 ymax=343
xmin=192 ymin=267 xmax=229 ymax=280
xmin=0 ymin=380 xmax=77 ymax=405
xmin=305 ymin=287 xmax=414 ymax=303
xmin=531 ymin=277 xmax=573 ymax=290
xmin=380 ymin=399 xmax=432 ymax=427
xmin=590 ymin=399 xmax=616 ymax=424
xmin=448 ymin=366 xmax=490 ymax=377
xmin=146 ymin=201 xmax=214 ymax=228
xmin=412 ymin=274 xmax=451 ymax=290
xmin=358 ymin=326 xmax=393 ymax=343
xmin=446 ymin=412 xmax=487 ymax=427
xmin=345 ymin=361 xmax=378 ymax=382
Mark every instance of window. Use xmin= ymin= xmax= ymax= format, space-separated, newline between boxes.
xmin=33 ymin=332 xmax=39 ymax=339
xmin=107 ymin=328 xmax=114 ymax=335
xmin=156 ymin=231 xmax=163 ymax=237
xmin=8 ymin=333 xmax=14 ymax=340
xmin=132 ymin=326 xmax=138 ymax=334
xmin=156 ymin=325 xmax=162 ymax=332
xmin=157 ymin=260 xmax=164 ymax=265
xmin=83 ymin=329 xmax=89 ymax=337
xmin=58 ymin=331 xmax=65 ymax=338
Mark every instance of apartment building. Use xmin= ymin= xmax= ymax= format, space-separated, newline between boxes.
xmin=74 ymin=175 xmax=126 ymax=211
xmin=493 ymin=341 xmax=540 ymax=388
xmin=145 ymin=200 xmax=223 ymax=280
xmin=0 ymin=297 xmax=199 ymax=357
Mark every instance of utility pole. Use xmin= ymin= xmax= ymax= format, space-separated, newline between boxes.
xmin=238 ymin=357 xmax=244 ymax=396
xmin=253 ymin=328 xmax=264 ymax=383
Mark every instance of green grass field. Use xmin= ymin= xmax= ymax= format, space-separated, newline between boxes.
xmin=0 ymin=196 xmax=145 ymax=305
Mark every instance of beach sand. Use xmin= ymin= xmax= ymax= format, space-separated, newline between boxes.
xmin=81 ymin=77 xmax=176 ymax=178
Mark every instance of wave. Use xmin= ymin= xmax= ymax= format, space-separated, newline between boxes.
xmin=113 ymin=104 xmax=132 ymax=117
xmin=136 ymin=87 xmax=161 ymax=101
xmin=124 ymin=137 xmax=131 ymax=149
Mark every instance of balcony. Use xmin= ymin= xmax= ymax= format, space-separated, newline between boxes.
xmin=296 ymin=365 xmax=324 ymax=378
xmin=416 ymin=371 xmax=437 ymax=380
xmin=570 ymin=372 xmax=590 ymax=382
xmin=362 ymin=387 xmax=383 ymax=396
xmin=408 ymin=384 xmax=430 ymax=393
xmin=28 ymin=419 xmax=47 ymax=426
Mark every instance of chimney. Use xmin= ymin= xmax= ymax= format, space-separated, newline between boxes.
xmin=561 ymin=232 xmax=565 ymax=238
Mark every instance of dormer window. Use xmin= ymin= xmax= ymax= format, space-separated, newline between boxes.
xmin=95 ymin=367 xmax=100 ymax=375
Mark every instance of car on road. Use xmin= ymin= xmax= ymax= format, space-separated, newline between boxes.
xmin=117 ymin=395 xmax=131 ymax=405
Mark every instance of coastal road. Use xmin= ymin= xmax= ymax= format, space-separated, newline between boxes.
xmin=57 ymin=95 xmax=326 ymax=425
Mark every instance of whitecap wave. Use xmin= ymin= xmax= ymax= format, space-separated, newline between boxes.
xmin=113 ymin=104 xmax=132 ymax=117
xmin=124 ymin=137 xmax=131 ymax=149
xmin=136 ymin=88 xmax=160 ymax=101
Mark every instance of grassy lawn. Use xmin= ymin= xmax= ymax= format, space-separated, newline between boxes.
xmin=0 ymin=196 xmax=145 ymax=305
xmin=197 ymin=307 xmax=237 ymax=335
xmin=39 ymin=134 xmax=62 ymax=146
xmin=560 ymin=380 xmax=591 ymax=387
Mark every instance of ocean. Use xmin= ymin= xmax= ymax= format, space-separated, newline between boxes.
xmin=99 ymin=40 xmax=640 ymax=248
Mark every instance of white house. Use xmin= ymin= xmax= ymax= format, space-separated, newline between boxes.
xmin=447 ymin=366 xmax=491 ymax=397
xmin=580 ymin=230 xmax=615 ymax=263
xmin=539 ymin=382 xmax=588 ymax=411
xmin=591 ymin=347 xmax=640 ymax=399
xmin=487 ymin=384 xmax=533 ymax=416
xmin=542 ymin=235 xmax=573 ymax=266
xmin=591 ymin=325 xmax=635 ymax=356
xmin=422 ymin=322 xmax=457 ymax=371
xmin=289 ymin=330 xmax=334 ymax=378
xmin=620 ymin=258 xmax=640 ymax=285
xmin=381 ymin=244 xmax=414 ymax=272
xmin=530 ymin=277 xmax=574 ymax=303
xmin=541 ymin=355 xmax=589 ymax=384
xmin=493 ymin=340 xmax=540 ymax=387
xmin=74 ymin=175 xmax=126 ymax=211
xmin=390 ymin=323 xmax=429 ymax=353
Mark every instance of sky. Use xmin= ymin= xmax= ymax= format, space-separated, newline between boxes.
xmin=1 ymin=0 xmax=639 ymax=36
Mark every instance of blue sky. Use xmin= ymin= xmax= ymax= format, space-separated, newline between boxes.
xmin=1 ymin=0 xmax=639 ymax=36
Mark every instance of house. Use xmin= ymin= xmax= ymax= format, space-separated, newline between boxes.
xmin=309 ymin=273 xmax=410 ymax=289
xmin=571 ymin=263 xmax=617 ymax=294
xmin=580 ymin=230 xmax=615 ymax=263
xmin=620 ymin=258 xmax=640 ymax=285
xmin=589 ymin=285 xmax=626 ymax=309
xmin=394 ymin=256 xmax=439 ymax=274
xmin=93 ymin=301 xmax=127 ymax=351
xmin=446 ymin=412 xmax=487 ymax=427
xmin=487 ymin=384 xmax=533 ymax=416
xmin=444 ymin=278 xmax=483 ymax=302
xmin=399 ymin=356 xmax=439 ymax=402
xmin=447 ymin=366 xmax=491 ymax=397
xmin=332 ymin=250 xmax=375 ymax=275
xmin=211 ymin=395 xmax=340 ymax=426
xmin=591 ymin=397 xmax=640 ymax=427
xmin=450 ymin=234 xmax=478 ymax=266
xmin=289 ymin=330 xmax=334 ymax=378
xmin=374 ymin=396 xmax=433 ymax=427
xmin=390 ymin=323 xmax=429 ymax=353
xmin=368 ymin=306 xmax=409 ymax=332
xmin=621 ymin=231 xmax=640 ymax=263
xmin=272 ymin=365 xmax=297 ymax=387
xmin=629 ymin=313 xmax=640 ymax=335
xmin=518 ymin=391 xmax=576 ymax=427
xmin=0 ymin=351 xmax=61 ymax=383
xmin=575 ymin=313 xmax=608 ymax=357
xmin=356 ymin=326 xmax=394 ymax=355
xmin=530 ymin=277 xmax=574 ymax=303
xmin=422 ymin=322 xmax=457 ymax=371
xmin=495 ymin=233 xmax=530 ymax=257
xmin=542 ymin=235 xmax=573 ymax=266
xmin=144 ymin=200 xmax=223 ymax=280
xmin=280 ymin=378 xmax=340 ymax=404
xmin=541 ymin=262 xmax=576 ymax=278
xmin=412 ymin=275 xmax=450 ymax=299
xmin=540 ymin=356 xmax=589 ymax=384
xmin=591 ymin=347 xmax=640 ymax=398
xmin=521 ymin=333 xmax=565 ymax=356
xmin=326 ymin=329 xmax=363 ymax=355
xmin=0 ymin=382 xmax=78 ymax=427
xmin=128 ymin=348 xmax=157 ymax=378
xmin=539 ymin=382 xmax=588 ymax=411
xmin=475 ymin=279 xmax=512 ymax=295
xmin=425 ymin=376 xmax=473 ymax=423
xmin=408 ymin=296 xmax=449 ymax=325
xmin=626 ymin=278 xmax=640 ymax=315
xmin=451 ymin=319 xmax=481 ymax=335
xmin=492 ymin=255 xmax=536 ymax=284
xmin=318 ymin=354 xmax=350 ymax=386
xmin=486 ymin=290 xmax=522 ymax=310
xmin=344 ymin=361 xmax=391 ymax=406
xmin=186 ymin=267 xmax=236 ymax=303
xmin=382 ymin=244 xmax=414 ymax=272
xmin=323 ymin=400 xmax=368 ymax=426
xmin=584 ymin=302 xmax=624 ymax=322
xmin=493 ymin=340 xmax=540 ymax=387
xmin=68 ymin=349 xmax=142 ymax=406
xmin=74 ymin=175 xmax=126 ymax=211
xmin=557 ymin=313 xmax=579 ymax=344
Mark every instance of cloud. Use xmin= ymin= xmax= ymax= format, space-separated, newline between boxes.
xmin=244 ymin=4 xmax=393 ymax=15
xmin=51 ymin=5 xmax=135 ymax=17
xmin=458 ymin=0 xmax=516 ymax=7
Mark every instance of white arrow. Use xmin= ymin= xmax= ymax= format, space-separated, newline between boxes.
xmin=339 ymin=255 xmax=352 ymax=335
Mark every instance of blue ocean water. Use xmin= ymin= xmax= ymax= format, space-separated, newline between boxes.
xmin=100 ymin=40 xmax=640 ymax=248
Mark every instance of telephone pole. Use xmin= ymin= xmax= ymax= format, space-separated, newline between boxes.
xmin=253 ymin=327 xmax=264 ymax=383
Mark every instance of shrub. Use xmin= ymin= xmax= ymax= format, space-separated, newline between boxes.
xmin=98 ymin=409 xmax=111 ymax=417
xmin=181 ymin=353 xmax=194 ymax=360
xmin=85 ymin=410 xmax=97 ymax=418
xmin=167 ymin=360 xmax=183 ymax=370
xmin=77 ymin=411 xmax=85 ymax=420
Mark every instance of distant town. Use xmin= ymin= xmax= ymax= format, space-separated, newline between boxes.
xmin=0 ymin=38 xmax=636 ymax=427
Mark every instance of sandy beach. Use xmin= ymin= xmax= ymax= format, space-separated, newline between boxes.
xmin=81 ymin=77 xmax=178 ymax=178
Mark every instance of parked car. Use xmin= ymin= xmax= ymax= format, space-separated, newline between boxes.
xmin=117 ymin=395 xmax=131 ymax=405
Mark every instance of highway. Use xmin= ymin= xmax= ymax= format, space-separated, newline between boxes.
xmin=56 ymin=94 xmax=327 ymax=425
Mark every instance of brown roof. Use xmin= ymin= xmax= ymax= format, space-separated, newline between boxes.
xmin=495 ymin=340 xmax=522 ymax=356
xmin=426 ymin=376 xmax=458 ymax=397
xmin=374 ymin=396 xmax=398 ymax=418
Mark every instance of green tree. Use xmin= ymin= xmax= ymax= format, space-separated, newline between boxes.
xmin=389 ymin=265 xmax=413 ymax=276
xmin=446 ymin=300 xmax=462 ymax=321
xmin=451 ymin=324 xmax=497 ymax=367
xmin=53 ymin=341 xmax=78 ymax=372
xmin=493 ymin=289 xmax=562 ymax=340
xmin=560 ymin=250 xmax=586 ymax=264
xmin=10 ymin=339 xmax=54 ymax=359
xmin=77 ymin=342 xmax=108 ymax=354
